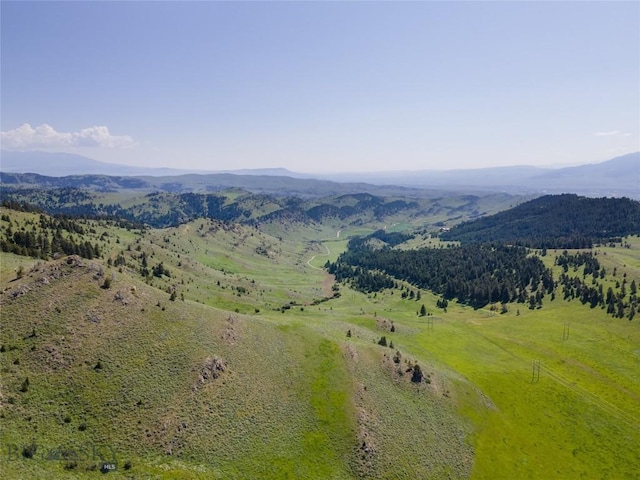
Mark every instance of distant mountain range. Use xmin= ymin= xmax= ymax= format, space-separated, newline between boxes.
xmin=1 ymin=150 xmax=638 ymax=198
xmin=0 ymin=151 xmax=204 ymax=176
xmin=0 ymin=151 xmax=303 ymax=178
xmin=325 ymin=153 xmax=639 ymax=198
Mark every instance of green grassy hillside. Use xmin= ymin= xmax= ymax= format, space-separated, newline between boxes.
xmin=1 ymin=206 xmax=639 ymax=479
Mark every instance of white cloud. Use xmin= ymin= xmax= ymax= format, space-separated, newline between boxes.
xmin=594 ymin=130 xmax=632 ymax=137
xmin=1 ymin=123 xmax=136 ymax=149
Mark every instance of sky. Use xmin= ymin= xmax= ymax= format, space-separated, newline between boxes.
xmin=1 ymin=1 xmax=639 ymax=173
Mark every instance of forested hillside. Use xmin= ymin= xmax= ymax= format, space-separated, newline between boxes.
xmin=329 ymin=233 xmax=554 ymax=309
xmin=330 ymin=225 xmax=638 ymax=320
xmin=0 ymin=188 xmax=512 ymax=229
xmin=441 ymin=194 xmax=640 ymax=248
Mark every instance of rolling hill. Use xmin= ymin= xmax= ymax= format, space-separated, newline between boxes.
xmin=441 ymin=194 xmax=640 ymax=248
xmin=1 ymin=191 xmax=639 ymax=479
xmin=0 ymin=187 xmax=518 ymax=229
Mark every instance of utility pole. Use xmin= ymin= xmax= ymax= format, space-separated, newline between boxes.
xmin=531 ymin=359 xmax=541 ymax=384
xmin=562 ymin=322 xmax=570 ymax=341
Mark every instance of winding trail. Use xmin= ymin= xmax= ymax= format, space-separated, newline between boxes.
xmin=307 ymin=243 xmax=331 ymax=270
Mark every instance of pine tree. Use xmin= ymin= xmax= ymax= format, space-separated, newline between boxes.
xmin=411 ymin=364 xmax=423 ymax=383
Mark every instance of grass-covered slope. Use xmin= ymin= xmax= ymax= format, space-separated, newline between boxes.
xmin=0 ymin=208 xmax=478 ymax=478
xmin=0 ymin=257 xmax=357 ymax=478
xmin=1 ymin=205 xmax=639 ymax=479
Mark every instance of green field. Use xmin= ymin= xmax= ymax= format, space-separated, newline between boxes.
xmin=1 ymin=208 xmax=638 ymax=479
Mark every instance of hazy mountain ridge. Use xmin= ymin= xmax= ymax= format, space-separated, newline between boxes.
xmin=525 ymin=152 xmax=639 ymax=196
xmin=0 ymin=170 xmax=464 ymax=199
xmin=0 ymin=151 xmax=204 ymax=176
xmin=2 ymin=151 xmax=638 ymax=198
xmin=328 ymin=153 xmax=639 ymax=198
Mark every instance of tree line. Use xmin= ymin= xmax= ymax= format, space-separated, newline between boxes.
xmin=555 ymin=251 xmax=636 ymax=320
xmin=0 ymin=211 xmax=101 ymax=260
xmin=328 ymin=233 xmax=553 ymax=309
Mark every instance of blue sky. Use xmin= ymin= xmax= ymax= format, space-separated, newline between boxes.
xmin=1 ymin=1 xmax=638 ymax=172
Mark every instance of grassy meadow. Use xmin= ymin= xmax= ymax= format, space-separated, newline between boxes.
xmin=1 ymin=206 xmax=639 ymax=479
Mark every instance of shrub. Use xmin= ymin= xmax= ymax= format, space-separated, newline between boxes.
xmin=393 ymin=350 xmax=402 ymax=364
xmin=22 ymin=442 xmax=37 ymax=459
xmin=19 ymin=377 xmax=29 ymax=393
